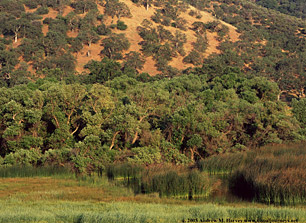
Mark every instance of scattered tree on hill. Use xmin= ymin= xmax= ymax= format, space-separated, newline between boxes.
xmin=183 ymin=50 xmax=202 ymax=65
xmin=193 ymin=34 xmax=208 ymax=53
xmin=133 ymin=0 xmax=153 ymax=11
xmin=100 ymin=33 xmax=130 ymax=60
xmin=71 ymin=0 xmax=97 ymax=14
xmin=123 ymin=51 xmax=146 ymax=71
xmin=172 ymin=30 xmax=187 ymax=56
xmin=105 ymin=0 xmax=132 ymax=20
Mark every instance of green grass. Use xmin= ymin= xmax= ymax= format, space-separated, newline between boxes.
xmin=0 ymin=199 xmax=304 ymax=223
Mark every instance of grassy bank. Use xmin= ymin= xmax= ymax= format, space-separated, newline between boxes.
xmin=0 ymin=174 xmax=305 ymax=222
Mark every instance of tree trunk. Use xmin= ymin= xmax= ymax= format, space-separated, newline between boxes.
xmin=110 ymin=131 xmax=120 ymax=150
xmin=53 ymin=114 xmax=60 ymax=128
xmin=14 ymin=33 xmax=18 ymax=43
xmin=190 ymin=148 xmax=194 ymax=161
xmin=71 ymin=125 xmax=79 ymax=135
xmin=132 ymin=131 xmax=139 ymax=144
xmin=278 ymin=90 xmax=286 ymax=101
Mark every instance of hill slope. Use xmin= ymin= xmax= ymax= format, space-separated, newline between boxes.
xmin=0 ymin=0 xmax=305 ymax=98
xmin=19 ymin=0 xmax=240 ymax=75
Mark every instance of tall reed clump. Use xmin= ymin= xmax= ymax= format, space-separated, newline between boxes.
xmin=197 ymin=152 xmax=246 ymax=175
xmin=0 ymin=165 xmax=72 ymax=178
xmin=106 ymin=163 xmax=143 ymax=187
xmin=106 ymin=163 xmax=212 ymax=199
xmin=139 ymin=168 xmax=211 ymax=199
xmin=230 ymin=144 xmax=306 ymax=205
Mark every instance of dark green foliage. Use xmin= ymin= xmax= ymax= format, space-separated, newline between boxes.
xmin=104 ymin=0 xmax=131 ymax=20
xmin=0 ymin=0 xmax=305 ymax=178
xmin=77 ymin=27 xmax=100 ymax=47
xmin=255 ymin=0 xmax=306 ymax=18
xmin=193 ymin=34 xmax=208 ymax=52
xmin=292 ymin=98 xmax=306 ymax=128
xmin=48 ymin=17 xmax=68 ymax=35
xmin=84 ymin=58 xmax=122 ymax=83
xmin=116 ymin=20 xmax=128 ymax=30
xmin=186 ymin=0 xmax=306 ymax=95
xmin=183 ymin=50 xmax=202 ymax=65
xmin=24 ymin=0 xmax=40 ymax=9
xmin=123 ymin=51 xmax=146 ymax=71
xmin=48 ymin=53 xmax=76 ymax=73
xmin=0 ymin=0 xmax=25 ymax=17
xmin=35 ymin=7 xmax=50 ymax=15
xmin=100 ymin=33 xmax=130 ymax=59
xmin=96 ymin=24 xmax=111 ymax=35
xmin=71 ymin=0 xmax=97 ymax=14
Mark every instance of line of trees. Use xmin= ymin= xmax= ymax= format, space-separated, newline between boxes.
xmin=0 ymin=64 xmax=304 ymax=173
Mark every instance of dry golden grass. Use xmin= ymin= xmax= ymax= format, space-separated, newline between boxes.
xmin=0 ymin=176 xmax=207 ymax=205
xmin=0 ymin=177 xmax=127 ymax=202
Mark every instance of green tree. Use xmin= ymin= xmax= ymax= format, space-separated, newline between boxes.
xmin=292 ymin=98 xmax=306 ymax=128
xmin=123 ymin=51 xmax=145 ymax=71
xmin=84 ymin=58 xmax=122 ymax=83
xmin=105 ymin=0 xmax=131 ymax=20
xmin=44 ymin=83 xmax=86 ymax=149
xmin=100 ymin=34 xmax=130 ymax=59
xmin=43 ymin=31 xmax=67 ymax=56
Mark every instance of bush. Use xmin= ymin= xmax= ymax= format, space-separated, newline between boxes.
xmin=128 ymin=147 xmax=162 ymax=165
xmin=43 ymin=17 xmax=53 ymax=25
xmin=36 ymin=6 xmax=49 ymax=15
xmin=24 ymin=0 xmax=39 ymax=9
xmin=96 ymin=24 xmax=111 ymax=36
xmin=3 ymin=148 xmax=43 ymax=166
xmin=183 ymin=50 xmax=203 ymax=65
xmin=117 ymin=21 xmax=128 ymax=30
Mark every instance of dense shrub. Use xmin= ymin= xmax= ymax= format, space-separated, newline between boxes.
xmin=117 ymin=21 xmax=128 ymax=30
xmin=36 ymin=6 xmax=49 ymax=15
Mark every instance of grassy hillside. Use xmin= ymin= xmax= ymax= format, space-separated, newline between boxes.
xmin=0 ymin=0 xmax=305 ymax=98
xmin=12 ymin=0 xmax=240 ymax=75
